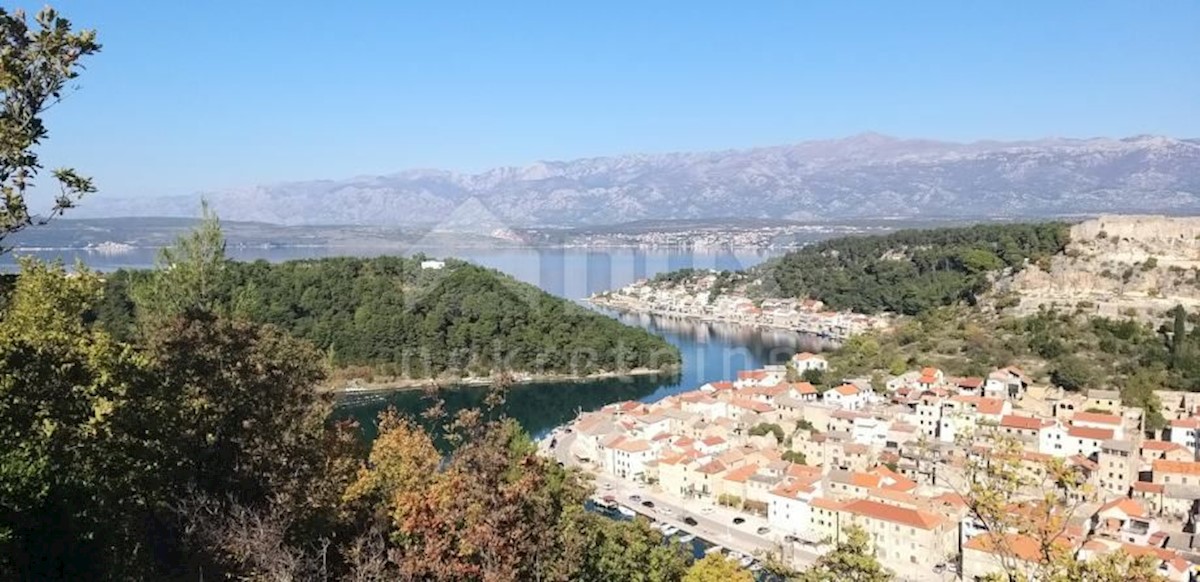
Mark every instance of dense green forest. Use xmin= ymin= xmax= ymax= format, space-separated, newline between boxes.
xmin=756 ymin=222 xmax=1070 ymax=315
xmin=94 ymin=254 xmax=679 ymax=380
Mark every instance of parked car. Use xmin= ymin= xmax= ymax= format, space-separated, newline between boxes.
xmin=629 ymin=494 xmax=642 ymax=502
xmin=641 ymin=500 xmax=655 ymax=508
xmin=660 ymin=507 xmax=672 ymax=515
xmin=732 ymin=517 xmax=745 ymax=525
xmin=784 ymin=535 xmax=799 ymax=543
xmin=683 ymin=516 xmax=698 ymax=526
xmin=700 ymin=506 xmax=714 ymax=514
xmin=756 ymin=526 xmax=770 ymax=535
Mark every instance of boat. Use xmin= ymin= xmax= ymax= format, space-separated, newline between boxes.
xmin=705 ymin=545 xmax=724 ymax=556
xmin=738 ymin=556 xmax=753 ymax=568
xmin=677 ymin=534 xmax=696 ymax=544
xmin=661 ymin=525 xmax=679 ymax=536
xmin=616 ymin=506 xmax=636 ymax=518
xmin=591 ymin=496 xmax=617 ymax=511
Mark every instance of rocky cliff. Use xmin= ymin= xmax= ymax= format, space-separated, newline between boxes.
xmin=1001 ymin=215 xmax=1200 ymax=319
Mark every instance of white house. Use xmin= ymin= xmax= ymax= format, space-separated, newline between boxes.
xmin=767 ymin=479 xmax=820 ymax=537
xmin=1168 ymin=417 xmax=1200 ymax=451
xmin=850 ymin=416 xmax=889 ymax=447
xmin=824 ymin=384 xmax=867 ymax=411
xmin=420 ymin=260 xmax=445 ymax=270
xmin=985 ymin=367 xmax=1030 ymax=400
xmin=1071 ymin=411 xmax=1124 ymax=440
xmin=1065 ymin=424 xmax=1114 ymax=458
xmin=609 ymin=437 xmax=653 ymax=480
xmin=791 ymin=352 xmax=828 ymax=373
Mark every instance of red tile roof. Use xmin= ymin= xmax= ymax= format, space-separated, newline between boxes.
xmin=1098 ymin=497 xmax=1147 ymax=518
xmin=1000 ymin=415 xmax=1051 ymax=430
xmin=1067 ymin=425 xmax=1115 ymax=441
xmin=1133 ymin=481 xmax=1165 ymax=494
xmin=1170 ymin=417 xmax=1200 ymax=429
xmin=723 ymin=464 xmax=759 ymax=483
xmin=841 ymin=498 xmax=945 ymax=530
xmin=832 ymin=384 xmax=859 ymax=396
xmin=956 ymin=377 xmax=983 ymax=389
xmin=1153 ymin=459 xmax=1200 ymax=476
xmin=1072 ymin=411 xmax=1121 ymax=426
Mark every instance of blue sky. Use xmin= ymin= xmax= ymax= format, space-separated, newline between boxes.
xmin=28 ymin=0 xmax=1200 ymax=199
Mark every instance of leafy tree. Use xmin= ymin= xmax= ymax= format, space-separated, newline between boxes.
xmin=749 ymin=422 xmax=785 ymax=443
xmin=131 ymin=201 xmax=229 ymax=322
xmin=796 ymin=525 xmax=892 ymax=581
xmin=0 ymin=6 xmax=100 ymax=248
xmin=800 ymin=367 xmax=825 ymax=385
xmin=782 ymin=450 xmax=807 ymax=464
xmin=574 ymin=514 xmax=692 ymax=582
xmin=962 ymin=436 xmax=1166 ymax=581
xmin=0 ymin=259 xmax=157 ymax=578
xmin=683 ymin=554 xmax=753 ymax=582
xmin=1049 ymin=355 xmax=1097 ymax=391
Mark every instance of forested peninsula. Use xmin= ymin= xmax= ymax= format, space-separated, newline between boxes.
xmin=754 ymin=222 xmax=1070 ymax=315
xmin=89 ymin=220 xmax=679 ymax=385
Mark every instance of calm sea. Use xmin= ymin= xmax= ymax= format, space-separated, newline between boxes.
xmin=4 ymin=245 xmax=831 ymax=438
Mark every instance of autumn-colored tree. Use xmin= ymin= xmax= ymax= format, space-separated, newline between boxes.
xmin=962 ymin=436 xmax=1167 ymax=582
xmin=683 ymin=553 xmax=754 ymax=582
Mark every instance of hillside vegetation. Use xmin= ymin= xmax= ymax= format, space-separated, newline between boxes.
xmin=235 ymin=258 xmax=679 ymax=377
xmin=756 ymin=222 xmax=1069 ymax=315
xmin=95 ymin=255 xmax=679 ymax=381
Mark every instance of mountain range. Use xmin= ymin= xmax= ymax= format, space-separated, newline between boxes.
xmin=74 ymin=133 xmax=1200 ymax=227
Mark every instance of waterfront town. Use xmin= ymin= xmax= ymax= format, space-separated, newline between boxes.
xmin=589 ymin=272 xmax=890 ymax=340
xmin=542 ymin=351 xmax=1200 ymax=581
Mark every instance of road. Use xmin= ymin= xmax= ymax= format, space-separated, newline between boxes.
xmin=542 ymin=428 xmax=958 ymax=582
xmin=543 ymin=429 xmax=821 ymax=569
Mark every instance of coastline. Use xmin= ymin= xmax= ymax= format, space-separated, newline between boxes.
xmin=321 ymin=366 xmax=678 ymax=396
xmin=586 ymin=296 xmax=853 ymax=340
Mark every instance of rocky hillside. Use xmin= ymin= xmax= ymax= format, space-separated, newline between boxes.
xmin=998 ymin=215 xmax=1200 ymax=319
xmin=76 ymin=134 xmax=1200 ymax=227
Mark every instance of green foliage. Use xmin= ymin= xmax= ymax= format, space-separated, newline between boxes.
xmin=0 ymin=7 xmax=100 ymax=248
xmin=795 ymin=525 xmax=893 ymax=581
xmin=1050 ymin=355 xmax=1097 ymax=391
xmin=98 ymin=248 xmax=680 ymax=379
xmin=749 ymin=422 xmax=785 ymax=443
xmin=575 ymin=514 xmax=692 ymax=582
xmin=782 ymin=450 xmax=807 ymax=464
xmin=800 ymin=367 xmax=825 ymax=385
xmin=683 ymin=554 xmax=753 ymax=582
xmin=131 ymin=200 xmax=228 ymax=321
xmin=758 ymin=222 xmax=1069 ymax=315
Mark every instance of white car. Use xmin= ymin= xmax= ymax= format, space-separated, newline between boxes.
xmin=699 ymin=506 xmax=714 ymax=514
xmin=660 ymin=507 xmax=673 ymax=515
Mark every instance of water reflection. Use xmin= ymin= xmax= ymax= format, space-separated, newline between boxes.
xmin=332 ymin=372 xmax=675 ymax=444
xmin=334 ymin=312 xmax=834 ymax=441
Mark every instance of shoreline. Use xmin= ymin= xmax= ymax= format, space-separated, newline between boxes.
xmin=322 ymin=366 xmax=678 ymax=396
xmin=586 ymin=296 xmax=852 ymax=341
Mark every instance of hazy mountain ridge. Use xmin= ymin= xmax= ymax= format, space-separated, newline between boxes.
xmin=76 ymin=134 xmax=1200 ymax=226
